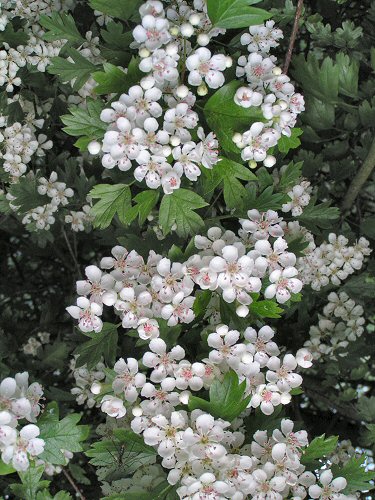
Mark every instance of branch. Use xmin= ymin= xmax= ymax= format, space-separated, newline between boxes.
xmin=341 ymin=136 xmax=375 ymax=213
xmin=283 ymin=0 xmax=304 ymax=74
xmin=62 ymin=467 xmax=86 ymax=500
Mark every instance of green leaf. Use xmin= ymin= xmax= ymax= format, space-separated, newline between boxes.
xmin=207 ymin=0 xmax=271 ymax=28
xmin=39 ymin=13 xmax=84 ymax=44
xmin=204 ymin=81 xmax=265 ymax=153
xmin=209 ymin=158 xmax=257 ymax=209
xmin=89 ymin=0 xmax=141 ymax=20
xmin=336 ymin=52 xmax=359 ymax=97
xmin=0 ymin=23 xmax=29 ymax=47
xmin=332 ymin=456 xmax=375 ymax=493
xmin=100 ymin=22 xmax=134 ymax=65
xmin=89 ymin=184 xmax=132 ymax=229
xmin=297 ymin=198 xmax=340 ymax=233
xmin=93 ymin=60 xmax=142 ymax=95
xmin=193 ymin=290 xmax=212 ymax=319
xmin=357 ymin=396 xmax=375 ymax=422
xmin=37 ymin=491 xmax=73 ymax=500
xmin=341 ymin=273 xmax=375 ymax=300
xmin=9 ymin=176 xmax=47 ymax=212
xmin=86 ymin=429 xmax=156 ymax=475
xmin=38 ymin=403 xmax=89 ymax=465
xmin=245 ymin=406 xmax=284 ymax=437
xmin=124 ymin=190 xmax=160 ymax=225
xmin=361 ymin=217 xmax=375 ymax=240
xmin=279 ymin=161 xmax=303 ymax=191
xmin=41 ymin=341 xmax=70 ymax=370
xmin=159 ymin=189 xmax=208 ymax=238
xmin=74 ymin=322 xmax=119 ymax=369
xmin=61 ymin=99 xmax=106 ymax=148
xmin=0 ymin=460 xmax=15 ymax=475
xmin=10 ymin=465 xmax=49 ymax=500
xmin=301 ymin=434 xmax=338 ymax=468
xmin=277 ymin=128 xmax=303 ymax=154
xmin=292 ymin=54 xmax=340 ymax=104
xmin=48 ymin=49 xmax=97 ymax=91
xmin=243 ymin=185 xmax=290 ymax=212
xmin=249 ymin=300 xmax=283 ymax=318
xmin=188 ymin=370 xmax=251 ymax=421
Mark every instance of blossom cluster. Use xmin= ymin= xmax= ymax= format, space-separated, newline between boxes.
xmin=67 ymin=210 xmax=305 ymax=336
xmin=233 ymin=21 xmax=305 ymax=166
xmin=87 ymin=0 xmax=304 ymax=192
xmin=305 ymin=291 xmax=366 ymax=360
xmin=0 ymin=372 xmax=44 ymax=471
xmin=0 ymin=1 xmax=98 ymax=232
xmin=297 ymin=234 xmax=371 ymax=291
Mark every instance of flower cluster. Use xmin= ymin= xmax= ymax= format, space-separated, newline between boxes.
xmin=70 ymin=358 xmax=106 ymax=408
xmin=0 ymin=372 xmax=44 ymax=471
xmin=22 ymin=331 xmax=51 ymax=356
xmin=232 ymin=21 xmax=304 ymax=166
xmin=305 ymin=291 xmax=366 ymax=360
xmin=298 ymin=234 xmax=371 ymax=291
xmin=67 ymin=211 xmax=305 ymax=336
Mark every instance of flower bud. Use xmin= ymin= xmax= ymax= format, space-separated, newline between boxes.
xmin=180 ymin=23 xmax=194 ymax=37
xmin=232 ymin=133 xmax=242 ymax=144
xmin=197 ymin=33 xmax=210 ymax=46
xmin=189 ymin=13 xmax=201 ymax=26
xmin=264 ymin=155 xmax=276 ymax=168
xmin=87 ymin=141 xmax=101 ymax=155
xmin=139 ymin=47 xmax=150 ymax=58
xmin=176 ymin=85 xmax=189 ymax=99
xmin=90 ymin=382 xmax=102 ymax=395
xmin=197 ymin=83 xmax=208 ymax=96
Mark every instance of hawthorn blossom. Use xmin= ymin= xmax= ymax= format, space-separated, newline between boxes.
xmin=186 ymin=48 xmax=227 ymax=89
xmin=66 ymin=297 xmax=103 ymax=333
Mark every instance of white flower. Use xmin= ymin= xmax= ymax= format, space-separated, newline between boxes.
xmin=101 ymin=396 xmax=126 ymax=418
xmin=137 ymin=318 xmax=160 ymax=340
xmin=240 ymin=209 xmax=284 ymax=240
xmin=264 ymin=267 xmax=302 ymax=303
xmin=112 ymin=358 xmax=146 ymax=402
xmin=163 ymin=103 xmax=198 ymax=143
xmin=186 ymin=48 xmax=227 ymax=89
xmin=66 ymin=297 xmax=103 ymax=333
xmin=161 ymin=292 xmax=195 ymax=326
xmin=133 ymin=14 xmax=171 ymax=50
xmin=142 ymin=338 xmax=185 ymax=382
xmin=309 ymin=470 xmax=347 ymax=499
xmin=183 ymin=413 xmax=229 ymax=459
xmin=234 ymin=86 xmax=263 ymax=108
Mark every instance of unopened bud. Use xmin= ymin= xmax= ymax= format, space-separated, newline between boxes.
xmin=197 ymin=82 xmax=208 ymax=96
xmin=139 ymin=47 xmax=150 ymax=58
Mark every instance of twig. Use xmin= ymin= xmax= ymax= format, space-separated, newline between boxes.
xmin=62 ymin=227 xmax=80 ymax=274
xmin=341 ymin=136 xmax=375 ymax=213
xmin=283 ymin=0 xmax=304 ymax=74
xmin=62 ymin=468 xmax=86 ymax=500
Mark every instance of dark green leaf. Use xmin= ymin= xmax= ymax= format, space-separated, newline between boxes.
xmin=204 ymin=81 xmax=265 ymax=153
xmin=207 ymin=0 xmax=271 ymax=28
xmin=39 ymin=13 xmax=84 ymax=44
xmin=301 ymin=434 xmax=338 ymax=467
xmin=89 ymin=0 xmax=141 ymax=20
xmin=61 ymin=99 xmax=106 ymax=147
xmin=90 ymin=184 xmax=132 ymax=229
xmin=38 ymin=402 xmax=89 ymax=465
xmin=159 ymin=189 xmax=208 ymax=238
xmin=74 ymin=322 xmax=119 ymax=368
xmin=48 ymin=49 xmax=97 ymax=91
